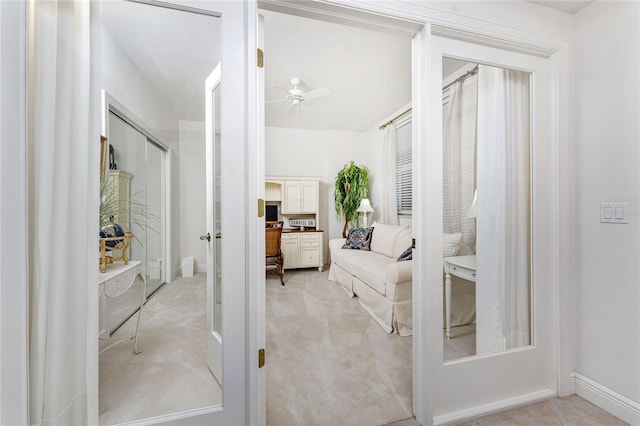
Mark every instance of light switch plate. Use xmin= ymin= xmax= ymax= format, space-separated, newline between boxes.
xmin=600 ymin=202 xmax=629 ymax=224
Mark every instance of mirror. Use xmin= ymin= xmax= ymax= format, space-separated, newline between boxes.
xmin=442 ymin=57 xmax=532 ymax=362
xmin=98 ymin=1 xmax=222 ymax=423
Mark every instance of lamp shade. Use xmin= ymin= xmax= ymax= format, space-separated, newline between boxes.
xmin=467 ymin=190 xmax=477 ymax=218
xmin=357 ymin=198 xmax=374 ymax=213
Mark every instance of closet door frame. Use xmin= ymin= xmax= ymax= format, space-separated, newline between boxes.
xmin=101 ymin=91 xmax=172 ymax=288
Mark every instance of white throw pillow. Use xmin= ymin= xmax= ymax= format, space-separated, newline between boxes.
xmin=370 ymin=222 xmax=408 ymax=257
xmin=392 ymin=227 xmax=413 ymax=259
xmin=443 ymin=232 xmax=463 ymax=257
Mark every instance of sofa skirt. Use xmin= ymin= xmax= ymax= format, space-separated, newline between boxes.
xmin=353 ymin=277 xmax=394 ymax=334
xmin=328 ymin=262 xmax=355 ymax=297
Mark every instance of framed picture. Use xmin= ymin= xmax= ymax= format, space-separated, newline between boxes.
xmin=100 ymin=135 xmax=108 ymax=178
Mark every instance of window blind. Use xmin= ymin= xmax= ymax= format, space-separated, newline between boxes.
xmin=395 ymin=121 xmax=412 ymax=214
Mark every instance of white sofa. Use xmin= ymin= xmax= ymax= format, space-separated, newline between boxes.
xmin=328 ymin=223 xmax=476 ymax=337
xmin=328 ymin=223 xmax=414 ymax=336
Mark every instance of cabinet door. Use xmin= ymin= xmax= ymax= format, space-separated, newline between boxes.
xmin=300 ymin=180 xmax=317 ymax=213
xmin=299 ymin=233 xmax=321 ymax=267
xmin=281 ymin=234 xmax=300 ymax=269
xmin=300 ymin=248 xmax=320 ymax=267
xmin=282 ymin=181 xmax=301 ymax=214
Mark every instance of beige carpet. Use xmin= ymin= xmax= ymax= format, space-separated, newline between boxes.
xmin=266 ymin=268 xmax=414 ymax=426
xmin=99 ymin=273 xmax=220 ymax=425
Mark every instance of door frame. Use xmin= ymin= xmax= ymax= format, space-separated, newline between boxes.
xmin=254 ymin=1 xmax=572 ymax=425
xmin=1 ymin=1 xmax=572 ymax=425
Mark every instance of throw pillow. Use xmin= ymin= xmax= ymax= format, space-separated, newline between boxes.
xmin=443 ymin=232 xmax=463 ymax=257
xmin=397 ymin=246 xmax=412 ymax=262
xmin=342 ymin=227 xmax=373 ymax=250
xmin=370 ymin=222 xmax=408 ymax=257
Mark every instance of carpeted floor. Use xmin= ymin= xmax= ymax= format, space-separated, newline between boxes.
xmin=99 ymin=273 xmax=220 ymax=425
xmin=266 ymin=268 xmax=414 ymax=426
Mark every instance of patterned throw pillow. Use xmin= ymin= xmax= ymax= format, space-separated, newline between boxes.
xmin=342 ymin=227 xmax=373 ymax=250
xmin=397 ymin=246 xmax=413 ymax=262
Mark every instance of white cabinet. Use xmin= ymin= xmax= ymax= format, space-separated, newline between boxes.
xmin=265 ymin=180 xmax=283 ymax=202
xmin=282 ymin=180 xmax=318 ymax=214
xmin=281 ymin=231 xmax=324 ymax=272
xmin=282 ymin=234 xmax=301 ymax=269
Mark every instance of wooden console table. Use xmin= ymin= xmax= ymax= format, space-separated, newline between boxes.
xmin=443 ymin=255 xmax=476 ymax=340
xmin=99 ymin=260 xmax=145 ymax=354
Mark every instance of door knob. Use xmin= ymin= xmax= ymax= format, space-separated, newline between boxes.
xmin=200 ymin=233 xmax=211 ymax=242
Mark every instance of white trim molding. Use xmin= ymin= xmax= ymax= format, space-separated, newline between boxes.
xmin=433 ymin=389 xmax=557 ymax=426
xmin=572 ymin=373 xmax=640 ymax=426
xmin=0 ymin=1 xmax=29 ymax=425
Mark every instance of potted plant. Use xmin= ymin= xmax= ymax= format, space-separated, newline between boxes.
xmin=334 ymin=161 xmax=369 ymax=237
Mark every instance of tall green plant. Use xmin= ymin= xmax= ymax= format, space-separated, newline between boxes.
xmin=334 ymin=161 xmax=369 ymax=237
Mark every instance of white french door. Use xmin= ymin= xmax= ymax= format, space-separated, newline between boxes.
xmin=427 ymin=35 xmax=558 ymax=422
xmin=154 ymin=1 xmax=252 ymax=424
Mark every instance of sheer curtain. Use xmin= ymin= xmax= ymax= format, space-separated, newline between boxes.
xmin=443 ymin=74 xmax=477 ymax=249
xmin=380 ymin=124 xmax=399 ymax=225
xmin=476 ymin=64 xmax=530 ymax=353
xmin=28 ymin=1 xmax=99 ymax=424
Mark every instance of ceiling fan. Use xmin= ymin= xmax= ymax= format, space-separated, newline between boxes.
xmin=266 ymin=77 xmax=330 ymax=119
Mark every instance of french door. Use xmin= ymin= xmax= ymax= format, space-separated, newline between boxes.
xmin=427 ymin=35 xmax=558 ymax=422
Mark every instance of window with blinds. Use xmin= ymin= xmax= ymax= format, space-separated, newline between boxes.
xmin=395 ymin=120 xmax=412 ymax=214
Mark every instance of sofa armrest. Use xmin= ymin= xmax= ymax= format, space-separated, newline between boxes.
xmin=385 ymin=261 xmax=412 ymax=302
xmin=386 ymin=260 xmax=412 ymax=285
xmin=328 ymin=238 xmax=346 ymax=255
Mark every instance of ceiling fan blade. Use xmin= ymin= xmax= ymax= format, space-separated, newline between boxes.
xmin=304 ymin=87 xmax=330 ymax=100
xmin=265 ymin=99 xmax=289 ymax=104
xmin=272 ymin=85 xmax=290 ymax=92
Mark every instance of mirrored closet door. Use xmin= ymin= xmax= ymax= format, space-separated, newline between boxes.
xmin=108 ymin=110 xmax=167 ymax=297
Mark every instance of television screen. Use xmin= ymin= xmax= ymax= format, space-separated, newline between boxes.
xmin=265 ymin=205 xmax=278 ymax=222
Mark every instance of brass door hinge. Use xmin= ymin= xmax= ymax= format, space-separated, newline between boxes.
xmin=258 ymin=348 xmax=265 ymax=368
xmin=257 ymin=48 xmax=264 ymax=68
xmin=258 ymin=199 xmax=265 ymax=217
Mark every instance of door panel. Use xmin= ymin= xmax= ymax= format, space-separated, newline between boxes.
xmin=430 ymin=35 xmax=556 ymax=418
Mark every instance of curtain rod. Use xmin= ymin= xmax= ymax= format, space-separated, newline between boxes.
xmin=378 ymin=107 xmax=412 ymax=130
xmin=443 ymin=65 xmax=479 ymax=92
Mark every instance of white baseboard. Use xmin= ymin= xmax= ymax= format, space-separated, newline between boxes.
xmin=572 ymin=372 xmax=640 ymax=426
xmin=433 ymin=389 xmax=557 ymax=426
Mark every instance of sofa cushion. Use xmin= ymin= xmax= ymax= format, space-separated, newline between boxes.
xmin=342 ymin=227 xmax=373 ymax=250
xmin=370 ymin=222 xmax=408 ymax=257
xmin=352 ymin=254 xmax=395 ymax=296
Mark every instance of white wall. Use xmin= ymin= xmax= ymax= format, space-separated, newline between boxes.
xmin=265 ymin=127 xmax=381 ymax=259
xmin=573 ymin=0 xmax=640 ymax=414
xmin=101 ymin=26 xmax=182 ymax=277
xmin=179 ymin=120 xmax=206 ymax=273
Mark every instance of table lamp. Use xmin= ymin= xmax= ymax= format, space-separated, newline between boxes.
xmin=357 ymin=198 xmax=374 ymax=228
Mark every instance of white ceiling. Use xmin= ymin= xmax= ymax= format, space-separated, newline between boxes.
xmin=263 ymin=10 xmax=412 ymax=132
xmin=101 ymin=1 xmax=220 ymax=122
xmin=525 ymin=1 xmax=592 ymax=14
xmin=100 ymin=1 xmax=588 ymax=129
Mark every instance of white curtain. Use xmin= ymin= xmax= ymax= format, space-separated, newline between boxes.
xmin=476 ymin=65 xmax=531 ymax=353
xmin=380 ymin=124 xmax=399 ymax=225
xmin=28 ymin=1 xmax=99 ymax=424
xmin=443 ymin=74 xmax=477 ymax=249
